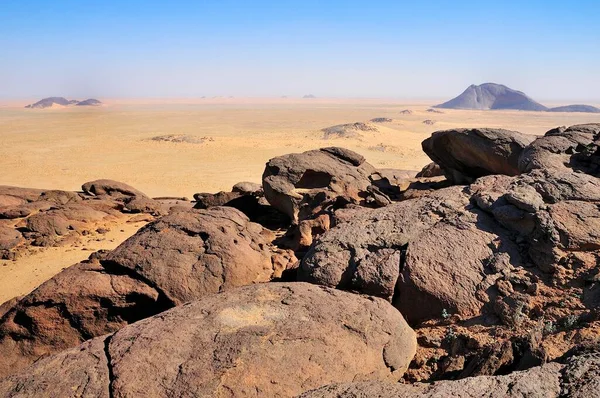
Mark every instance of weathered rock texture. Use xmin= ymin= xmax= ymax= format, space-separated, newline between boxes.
xmin=422 ymin=128 xmax=535 ymax=183
xmin=0 ymin=207 xmax=296 ymax=378
xmin=300 ymin=352 xmax=600 ymax=397
xmin=0 ymin=283 xmax=417 ymax=397
xmin=300 ymin=123 xmax=600 ymax=383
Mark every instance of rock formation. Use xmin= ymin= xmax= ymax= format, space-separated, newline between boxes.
xmin=0 ymin=206 xmax=296 ymax=377
xmin=435 ymin=83 xmax=600 ymax=113
xmin=2 ymin=123 xmax=600 ymax=395
xmin=422 ymin=127 xmax=535 ymax=183
xmin=0 ymin=283 xmax=416 ymax=397
xmin=435 ymin=83 xmax=548 ymax=111
xmin=301 ymin=352 xmax=600 ymax=397
xmin=548 ymin=104 xmax=600 ymax=113
xmin=25 ymin=97 xmax=102 ymax=108
xmin=322 ymin=122 xmax=378 ymax=139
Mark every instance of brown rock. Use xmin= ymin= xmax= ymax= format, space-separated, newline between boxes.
xmin=0 ymin=207 xmax=296 ymax=378
xmin=0 ymin=186 xmax=44 ymax=202
xmin=416 ymin=162 xmax=443 ymax=178
xmin=232 ymin=181 xmax=263 ymax=195
xmin=0 ymin=337 xmax=110 ymax=398
xmin=302 ymin=352 xmax=600 ymax=397
xmin=300 ymin=185 xmax=521 ymax=323
xmin=193 ymin=190 xmax=242 ymax=209
xmin=262 ymin=147 xmax=380 ymax=223
xmin=0 ymin=283 xmax=417 ymax=397
xmin=422 ymin=128 xmax=535 ymax=183
xmin=82 ymin=179 xmax=148 ymax=199
xmin=104 ymin=206 xmax=286 ymax=304
xmin=519 ymin=123 xmax=600 ymax=173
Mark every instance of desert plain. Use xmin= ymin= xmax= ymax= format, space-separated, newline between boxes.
xmin=1 ymin=97 xmax=600 ymax=303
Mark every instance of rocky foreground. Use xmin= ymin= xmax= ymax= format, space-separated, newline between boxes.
xmin=1 ymin=124 xmax=600 ymax=397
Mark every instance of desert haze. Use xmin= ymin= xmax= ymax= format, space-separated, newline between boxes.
xmin=2 ymin=97 xmax=600 ymax=199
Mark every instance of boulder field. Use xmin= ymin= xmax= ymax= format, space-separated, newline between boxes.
xmin=0 ymin=123 xmax=600 ymax=396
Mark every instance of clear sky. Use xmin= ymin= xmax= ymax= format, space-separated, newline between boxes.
xmin=1 ymin=1 xmax=599 ymax=101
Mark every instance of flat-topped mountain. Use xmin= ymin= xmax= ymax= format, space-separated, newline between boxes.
xmin=548 ymin=104 xmax=600 ymax=113
xmin=435 ymin=83 xmax=548 ymax=111
xmin=25 ymin=97 xmax=102 ymax=109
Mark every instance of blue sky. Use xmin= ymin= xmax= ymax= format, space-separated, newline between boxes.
xmin=1 ymin=1 xmax=599 ymax=100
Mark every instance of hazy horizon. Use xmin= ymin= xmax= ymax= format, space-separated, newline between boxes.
xmin=2 ymin=1 xmax=600 ymax=101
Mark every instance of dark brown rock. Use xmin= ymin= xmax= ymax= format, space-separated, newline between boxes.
xmin=422 ymin=128 xmax=535 ymax=183
xmin=262 ymin=147 xmax=379 ymax=223
xmin=82 ymin=179 xmax=148 ymax=199
xmin=0 ymin=260 xmax=163 ymax=378
xmin=301 ymin=352 xmax=600 ymax=397
xmin=416 ymin=162 xmax=443 ymax=178
xmin=193 ymin=191 xmax=242 ymax=209
xmin=519 ymin=123 xmax=600 ymax=173
xmin=0 ymin=207 xmax=296 ymax=377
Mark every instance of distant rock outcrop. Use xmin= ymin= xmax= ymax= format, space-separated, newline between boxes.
xmin=303 ymin=94 xmax=316 ymax=99
xmin=75 ymin=98 xmax=102 ymax=106
xmin=25 ymin=97 xmax=102 ymax=109
xmin=435 ymin=83 xmax=548 ymax=111
xmin=322 ymin=122 xmax=378 ymax=139
xmin=370 ymin=117 xmax=393 ymax=123
xmin=399 ymin=109 xmax=413 ymax=115
xmin=149 ymin=134 xmax=212 ymax=144
xmin=548 ymin=104 xmax=600 ymax=113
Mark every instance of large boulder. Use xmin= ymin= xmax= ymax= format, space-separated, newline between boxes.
xmin=104 ymin=206 xmax=292 ymax=304
xmin=519 ymin=123 xmax=600 ymax=173
xmin=262 ymin=147 xmax=380 ymax=223
xmin=0 ymin=226 xmax=23 ymax=259
xmin=0 ymin=259 xmax=164 ymax=378
xmin=299 ymin=185 xmax=522 ymax=323
xmin=0 ymin=207 xmax=296 ymax=378
xmin=82 ymin=179 xmax=148 ymax=199
xmin=422 ymin=128 xmax=535 ymax=184
xmin=0 ymin=283 xmax=417 ymax=397
xmin=300 ymin=352 xmax=600 ymax=397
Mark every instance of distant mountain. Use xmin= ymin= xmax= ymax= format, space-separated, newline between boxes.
xmin=76 ymin=99 xmax=102 ymax=106
xmin=25 ymin=97 xmax=102 ymax=109
xmin=548 ymin=104 xmax=600 ymax=113
xmin=435 ymin=83 xmax=548 ymax=111
xmin=303 ymin=94 xmax=316 ymax=99
xmin=25 ymin=97 xmax=74 ymax=109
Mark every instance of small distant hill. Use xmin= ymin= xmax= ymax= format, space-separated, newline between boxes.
xmin=25 ymin=97 xmax=102 ymax=109
xmin=303 ymin=94 xmax=316 ymax=99
xmin=547 ymin=104 xmax=600 ymax=113
xmin=75 ymin=99 xmax=102 ymax=106
xmin=25 ymin=97 xmax=74 ymax=109
xmin=435 ymin=83 xmax=548 ymax=111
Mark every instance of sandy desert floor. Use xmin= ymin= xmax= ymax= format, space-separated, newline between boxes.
xmin=2 ymin=98 xmax=600 ymax=301
xmin=3 ymin=98 xmax=600 ymax=199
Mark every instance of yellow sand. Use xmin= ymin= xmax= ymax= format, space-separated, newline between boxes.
xmin=0 ymin=220 xmax=147 ymax=304
xmin=2 ymin=98 xmax=599 ymax=199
